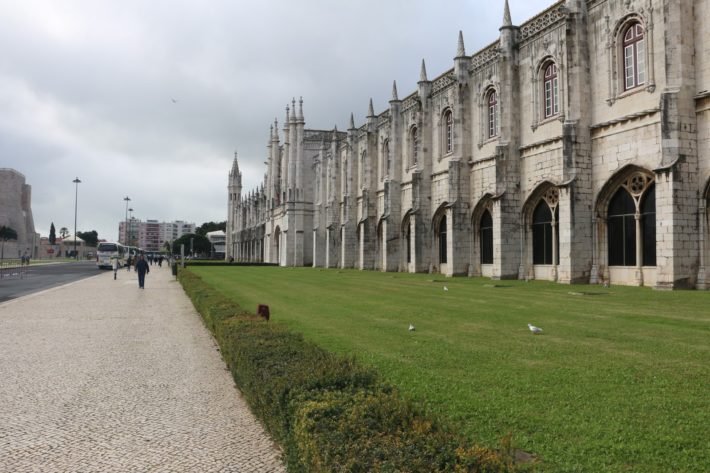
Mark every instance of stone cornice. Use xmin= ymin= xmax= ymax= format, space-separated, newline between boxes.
xmin=519 ymin=135 xmax=563 ymax=153
xmin=518 ymin=2 xmax=567 ymax=43
xmin=432 ymin=70 xmax=456 ymax=96
xmin=590 ymin=108 xmax=660 ymax=132
xmin=468 ymin=41 xmax=500 ymax=74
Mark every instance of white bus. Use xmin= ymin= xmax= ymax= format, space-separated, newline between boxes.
xmin=96 ymin=242 xmax=126 ymax=269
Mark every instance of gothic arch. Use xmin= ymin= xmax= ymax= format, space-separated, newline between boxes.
xmin=521 ymin=182 xmax=561 ymax=280
xmin=375 ymin=217 xmax=385 ymax=271
xmin=471 ymin=194 xmax=495 ymax=276
xmin=432 ymin=203 xmax=449 ymax=271
xmin=593 ymin=166 xmax=656 ymax=285
xmin=401 ymin=210 xmax=414 ymax=269
xmin=273 ymin=226 xmax=281 ymax=265
xmin=697 ymin=178 xmax=710 ymax=289
xmin=594 ymin=165 xmax=654 ymax=218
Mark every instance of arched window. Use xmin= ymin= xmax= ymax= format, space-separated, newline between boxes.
xmin=487 ymin=90 xmax=498 ymax=138
xmin=342 ymin=157 xmax=348 ymax=195
xmin=406 ymin=220 xmax=411 ymax=263
xmin=382 ymin=139 xmax=390 ymax=180
xmin=410 ymin=126 xmax=419 ymax=167
xmin=607 ymin=187 xmax=636 ymax=266
xmin=543 ymin=62 xmax=559 ymax=119
xmin=623 ymin=22 xmax=645 ymax=91
xmin=532 ymin=201 xmax=558 ymax=264
xmin=443 ymin=110 xmax=453 ymax=154
xmin=359 ymin=151 xmax=367 ymax=189
xmin=480 ymin=209 xmax=493 ymax=264
xmin=438 ymin=214 xmax=447 ymax=264
xmin=641 ymin=183 xmax=656 ymax=266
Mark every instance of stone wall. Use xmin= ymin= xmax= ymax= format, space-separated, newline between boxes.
xmin=0 ymin=169 xmax=39 ymax=259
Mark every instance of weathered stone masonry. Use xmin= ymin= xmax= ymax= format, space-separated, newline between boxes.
xmin=228 ymin=0 xmax=710 ymax=289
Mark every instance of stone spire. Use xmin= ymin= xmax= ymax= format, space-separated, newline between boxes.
xmin=298 ymin=96 xmax=304 ymax=122
xmin=349 ymin=112 xmax=355 ymax=129
xmin=391 ymin=80 xmax=399 ymax=101
xmin=367 ymin=98 xmax=375 ymax=118
xmin=273 ymin=118 xmax=279 ymax=140
xmin=456 ymin=30 xmax=466 ymax=57
xmin=230 ymin=151 xmax=240 ymax=176
xmin=291 ymin=98 xmax=297 ymax=123
xmin=419 ymin=59 xmax=428 ymax=82
xmin=503 ymin=0 xmax=512 ymax=27
xmin=285 ymin=104 xmax=290 ymax=126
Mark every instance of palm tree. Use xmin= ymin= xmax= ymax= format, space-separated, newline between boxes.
xmin=59 ymin=227 xmax=69 ymax=239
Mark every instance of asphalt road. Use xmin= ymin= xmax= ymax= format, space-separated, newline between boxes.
xmin=0 ymin=261 xmax=102 ymax=303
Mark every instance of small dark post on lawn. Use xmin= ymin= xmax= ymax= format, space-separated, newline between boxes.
xmin=257 ymin=304 xmax=270 ymax=322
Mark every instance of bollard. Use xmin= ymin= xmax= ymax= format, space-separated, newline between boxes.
xmin=257 ymin=304 xmax=270 ymax=321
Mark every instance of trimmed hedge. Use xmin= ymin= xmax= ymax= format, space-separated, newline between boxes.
xmin=179 ymin=268 xmax=524 ymax=472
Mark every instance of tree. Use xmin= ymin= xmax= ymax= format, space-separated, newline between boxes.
xmin=77 ymin=230 xmax=98 ymax=247
xmin=196 ymin=221 xmax=226 ymax=237
xmin=0 ymin=226 xmax=18 ymax=241
xmin=0 ymin=226 xmax=18 ymax=260
xmin=172 ymin=233 xmax=211 ymax=256
xmin=59 ymin=227 xmax=69 ymax=239
xmin=49 ymin=222 xmax=56 ymax=245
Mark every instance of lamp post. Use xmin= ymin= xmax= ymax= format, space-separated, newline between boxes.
xmin=129 ymin=208 xmax=134 ymax=247
xmin=73 ymin=177 xmax=81 ymax=259
xmin=123 ymin=196 xmax=131 ymax=245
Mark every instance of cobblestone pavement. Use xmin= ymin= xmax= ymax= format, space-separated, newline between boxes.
xmin=0 ymin=264 xmax=285 ymax=472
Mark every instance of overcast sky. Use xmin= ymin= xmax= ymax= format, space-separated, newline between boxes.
xmin=1 ymin=0 xmax=554 ymax=242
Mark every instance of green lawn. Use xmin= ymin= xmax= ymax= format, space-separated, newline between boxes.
xmin=191 ymin=266 xmax=709 ymax=473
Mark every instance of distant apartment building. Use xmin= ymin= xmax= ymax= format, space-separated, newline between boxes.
xmin=119 ymin=219 xmax=196 ymax=251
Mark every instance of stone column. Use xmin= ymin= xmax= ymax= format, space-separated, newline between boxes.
xmin=696 ymin=201 xmax=707 ymax=289
xmin=634 ymin=212 xmax=643 ymax=286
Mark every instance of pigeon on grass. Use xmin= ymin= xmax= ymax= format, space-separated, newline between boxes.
xmin=528 ymin=323 xmax=543 ymax=334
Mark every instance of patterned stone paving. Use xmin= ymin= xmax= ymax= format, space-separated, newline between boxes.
xmin=0 ymin=264 xmax=285 ymax=472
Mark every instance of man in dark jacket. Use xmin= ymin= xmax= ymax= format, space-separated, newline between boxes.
xmin=135 ymin=254 xmax=150 ymax=289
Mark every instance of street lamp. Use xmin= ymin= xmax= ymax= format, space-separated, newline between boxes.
xmin=129 ymin=208 xmax=134 ymax=246
xmin=73 ymin=177 xmax=81 ymax=259
xmin=123 ymin=196 xmax=131 ymax=244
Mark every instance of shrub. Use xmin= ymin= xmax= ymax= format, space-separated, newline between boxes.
xmin=179 ymin=268 xmax=521 ymax=472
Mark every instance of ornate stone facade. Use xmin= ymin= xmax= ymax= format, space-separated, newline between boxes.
xmin=228 ymin=0 xmax=710 ymax=289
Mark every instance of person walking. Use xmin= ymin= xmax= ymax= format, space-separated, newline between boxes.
xmin=111 ymin=256 xmax=119 ymax=280
xmin=126 ymin=254 xmax=132 ymax=272
xmin=135 ymin=254 xmax=149 ymax=289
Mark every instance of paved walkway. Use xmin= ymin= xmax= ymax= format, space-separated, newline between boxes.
xmin=0 ymin=263 xmax=285 ymax=472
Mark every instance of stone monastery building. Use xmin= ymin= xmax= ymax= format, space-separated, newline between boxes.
xmin=228 ymin=0 xmax=710 ymax=289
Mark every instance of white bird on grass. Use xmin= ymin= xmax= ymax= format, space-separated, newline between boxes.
xmin=408 ymin=324 xmax=416 ymax=331
xmin=443 ymin=286 xmax=448 ymax=291
xmin=528 ymin=323 xmax=543 ymax=334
